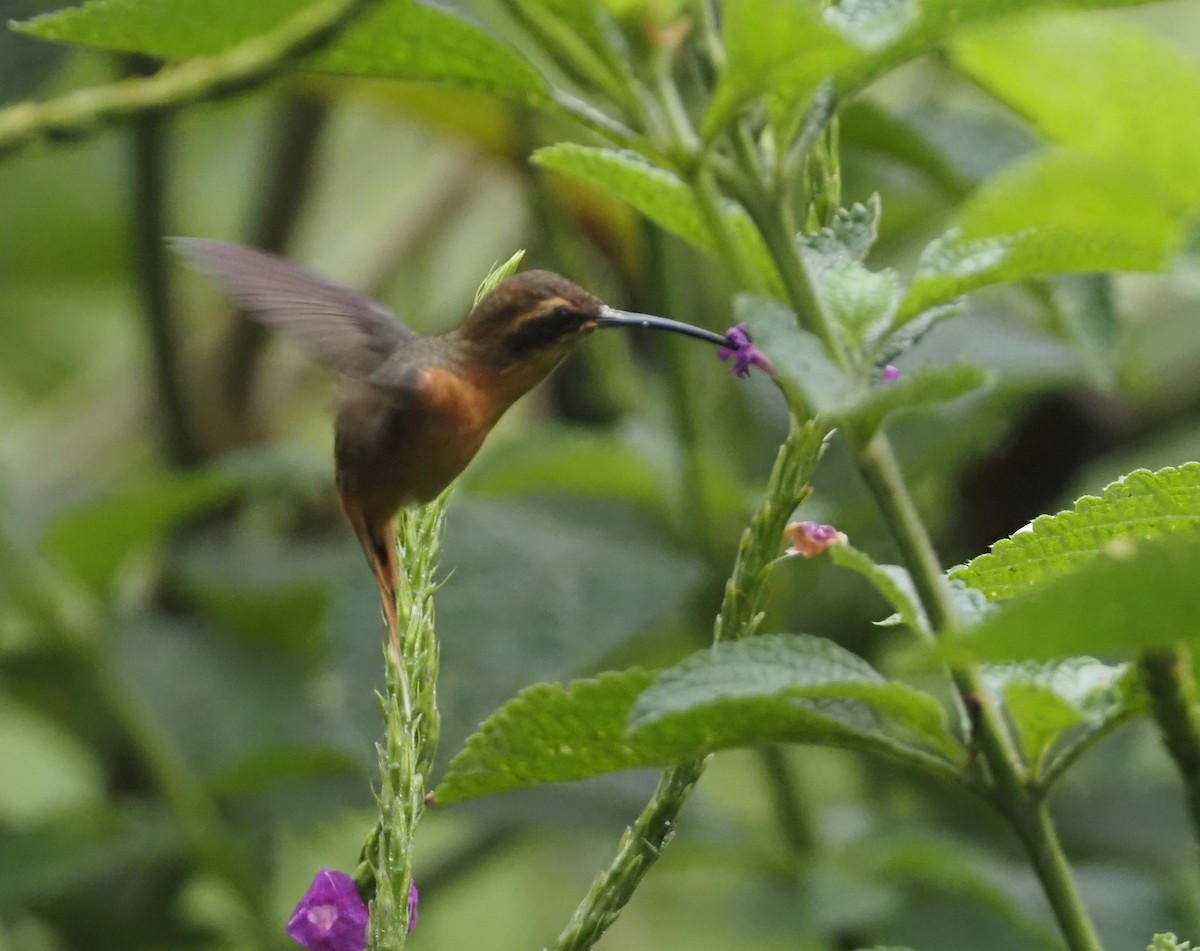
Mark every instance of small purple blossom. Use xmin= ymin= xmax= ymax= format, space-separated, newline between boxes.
xmin=882 ymin=364 xmax=900 ymax=384
xmin=783 ymin=521 xmax=846 ymax=558
xmin=717 ymin=323 xmax=772 ymax=378
xmin=407 ymin=882 xmax=419 ymax=933
xmin=287 ymin=869 xmax=368 ymax=951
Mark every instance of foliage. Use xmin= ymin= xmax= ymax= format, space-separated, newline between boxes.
xmin=5 ymin=1 xmax=1200 ymax=951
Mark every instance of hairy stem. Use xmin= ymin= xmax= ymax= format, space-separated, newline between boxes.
xmin=0 ymin=0 xmax=382 ymax=157
xmin=549 ymin=758 xmax=706 ymax=951
xmin=361 ymin=494 xmax=448 ymax=947
xmin=547 ymin=422 xmax=826 ymax=951
xmin=729 ymin=104 xmax=1105 ymax=951
xmin=1141 ymin=646 xmax=1200 ymax=848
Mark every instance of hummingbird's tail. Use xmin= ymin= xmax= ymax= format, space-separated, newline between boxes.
xmin=341 ymin=498 xmax=402 ymax=660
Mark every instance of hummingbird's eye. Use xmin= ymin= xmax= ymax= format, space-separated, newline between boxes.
xmin=549 ymin=305 xmax=575 ymax=322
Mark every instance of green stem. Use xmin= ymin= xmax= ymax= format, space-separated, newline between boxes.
xmin=1141 ymin=646 xmax=1200 ymax=847
xmin=733 ymin=130 xmax=1104 ymax=951
xmin=124 ymin=55 xmax=203 ymax=469
xmin=364 ymin=493 xmax=448 ymax=948
xmin=758 ymin=745 xmax=817 ymax=859
xmin=548 ymin=90 xmax=645 ymax=153
xmin=692 ymin=0 xmax=725 ymax=69
xmin=653 ymin=44 xmax=700 ymax=161
xmin=547 ymin=422 xmax=826 ymax=951
xmin=643 ymin=228 xmax=713 ymax=552
xmin=690 ymin=168 xmax=761 ymax=292
xmin=0 ymin=0 xmax=382 ymax=157
xmin=498 ymin=0 xmax=641 ymax=121
xmin=1013 ymin=805 xmax=1107 ymax=951
xmin=843 ymin=437 xmax=1100 ymax=951
xmin=726 ymin=141 xmax=845 ymax=363
xmin=549 ymin=758 xmax=707 ymax=951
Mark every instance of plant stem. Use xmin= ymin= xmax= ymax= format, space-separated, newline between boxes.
xmin=124 ymin=54 xmax=203 ymax=469
xmin=692 ymin=0 xmax=725 ymax=69
xmin=546 ymin=422 xmax=826 ymax=951
xmin=1141 ymin=646 xmax=1200 ymax=846
xmin=363 ymin=494 xmax=448 ymax=948
xmin=729 ymin=121 xmax=1106 ymax=951
xmin=1014 ymin=804 xmax=1107 ymax=951
xmin=549 ymin=758 xmax=706 ymax=951
xmin=0 ymin=0 xmax=382 ymax=157
xmin=758 ymin=745 xmax=817 ymax=859
xmin=497 ymin=0 xmax=640 ymax=120
xmin=643 ymin=228 xmax=714 ymax=551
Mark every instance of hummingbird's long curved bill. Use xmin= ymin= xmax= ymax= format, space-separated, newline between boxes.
xmin=595 ymin=307 xmax=728 ymax=347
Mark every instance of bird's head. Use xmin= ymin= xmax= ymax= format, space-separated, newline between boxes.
xmin=456 ymin=269 xmax=726 ymax=393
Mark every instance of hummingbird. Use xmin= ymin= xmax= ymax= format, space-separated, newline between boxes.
xmin=172 ymin=238 xmax=728 ymax=652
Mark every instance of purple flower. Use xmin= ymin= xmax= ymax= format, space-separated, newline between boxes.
xmin=286 ymin=870 xmax=419 ymax=949
xmin=407 ymin=882 xmax=419 ymax=932
xmin=287 ymin=869 xmax=369 ymax=951
xmin=783 ymin=521 xmax=846 ymax=558
xmin=718 ymin=324 xmax=772 ymax=378
xmin=882 ymin=364 xmax=900 ymax=384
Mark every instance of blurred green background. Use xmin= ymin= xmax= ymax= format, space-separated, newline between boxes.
xmin=5 ymin=2 xmax=1200 ymax=949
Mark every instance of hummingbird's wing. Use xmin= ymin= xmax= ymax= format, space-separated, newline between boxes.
xmin=171 ymin=237 xmax=414 ymax=379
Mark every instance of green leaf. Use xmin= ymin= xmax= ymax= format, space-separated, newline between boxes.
xmin=17 ymin=0 xmax=295 ymax=55
xmin=839 ymin=364 xmax=989 ymax=439
xmin=951 ymin=534 xmax=1200 ymax=661
xmin=431 ymin=496 xmax=706 ymax=771
xmin=112 ymin=613 xmax=339 ymax=778
xmin=829 ymin=544 xmax=930 ymax=638
xmin=435 ymin=669 xmax=661 ymax=803
xmin=799 ymin=197 xmax=903 ymax=347
xmin=19 ymin=0 xmax=553 ymax=105
xmin=313 ymin=1 xmax=550 ymax=103
xmin=0 ymin=0 xmax=71 ymax=105
xmin=875 ymin=301 xmax=965 ymax=366
xmin=532 ymin=144 xmax=778 ymax=288
xmin=739 ymin=294 xmax=985 ymax=435
xmin=508 ymin=0 xmax=624 ymax=68
xmin=955 ymin=464 xmax=1200 ymax=600
xmin=464 ymin=428 xmax=667 ymax=507
xmin=824 ymin=265 xmax=903 ymax=347
xmin=951 ymin=12 xmax=1200 ymax=208
xmin=841 ymin=100 xmax=972 ymax=197
xmin=437 ymin=636 xmax=962 ymax=802
xmin=704 ymin=0 xmax=859 ymax=137
xmin=537 ymin=0 xmax=613 ymax=47
xmin=632 ymin=634 xmax=960 ymax=758
xmin=0 ymin=699 xmax=103 ymax=822
xmin=737 ymin=294 xmax=856 ymax=416
xmin=43 ymin=470 xmax=241 ymax=593
xmin=898 ymin=152 xmax=1184 ymax=322
xmin=836 ymin=0 xmax=1164 ymax=97
xmin=801 ymin=195 xmax=883 ymax=269
xmin=534 ymin=145 xmax=710 ymax=248
xmin=1149 ymin=936 xmax=1194 ymax=951
xmin=826 ymin=0 xmax=919 ymax=50
xmin=983 ymin=658 xmax=1140 ymax=771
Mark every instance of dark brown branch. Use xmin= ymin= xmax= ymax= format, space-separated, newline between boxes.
xmin=125 ymin=54 xmax=203 ymax=468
